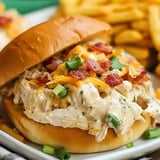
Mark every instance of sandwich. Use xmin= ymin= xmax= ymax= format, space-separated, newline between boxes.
xmin=0 ymin=16 xmax=160 ymax=153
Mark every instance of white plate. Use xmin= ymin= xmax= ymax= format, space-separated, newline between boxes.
xmin=1 ymin=7 xmax=160 ymax=160
xmin=24 ymin=6 xmax=57 ymax=27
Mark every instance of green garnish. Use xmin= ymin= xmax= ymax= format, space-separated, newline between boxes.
xmin=55 ymin=147 xmax=71 ymax=160
xmin=126 ymin=142 xmax=134 ymax=148
xmin=43 ymin=145 xmax=71 ymax=160
xmin=142 ymin=128 xmax=160 ymax=139
xmin=110 ymin=55 xmax=123 ymax=70
xmin=105 ymin=113 xmax=121 ymax=129
xmin=43 ymin=145 xmax=55 ymax=155
xmin=52 ymin=84 xmax=68 ymax=99
xmin=65 ymin=56 xmax=82 ymax=70
xmin=59 ymin=88 xmax=68 ymax=99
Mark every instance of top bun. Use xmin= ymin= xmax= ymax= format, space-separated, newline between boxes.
xmin=0 ymin=16 xmax=111 ymax=87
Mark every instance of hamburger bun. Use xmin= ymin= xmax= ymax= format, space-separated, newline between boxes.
xmin=3 ymin=98 xmax=151 ymax=153
xmin=0 ymin=16 xmax=154 ymax=154
xmin=0 ymin=16 xmax=110 ymax=87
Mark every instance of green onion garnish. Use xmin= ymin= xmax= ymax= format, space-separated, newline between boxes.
xmin=55 ymin=147 xmax=71 ymax=160
xmin=43 ymin=145 xmax=71 ymax=160
xmin=52 ymin=84 xmax=68 ymax=99
xmin=142 ymin=128 xmax=160 ymax=139
xmin=105 ymin=113 xmax=121 ymax=129
xmin=59 ymin=88 xmax=68 ymax=99
xmin=126 ymin=142 xmax=134 ymax=148
xmin=65 ymin=56 xmax=82 ymax=70
xmin=43 ymin=145 xmax=55 ymax=155
xmin=110 ymin=55 xmax=123 ymax=70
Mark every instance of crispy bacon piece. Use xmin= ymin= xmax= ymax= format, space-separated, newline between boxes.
xmin=68 ymin=69 xmax=90 ymax=80
xmin=122 ymin=70 xmax=149 ymax=85
xmin=37 ymin=76 xmax=50 ymax=84
xmin=88 ymin=42 xmax=112 ymax=55
xmin=100 ymin=60 xmax=112 ymax=71
xmin=105 ymin=73 xmax=123 ymax=87
xmin=43 ymin=57 xmax=62 ymax=72
xmin=0 ymin=16 xmax=12 ymax=27
xmin=85 ymin=59 xmax=104 ymax=74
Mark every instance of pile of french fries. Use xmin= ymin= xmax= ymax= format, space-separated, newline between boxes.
xmin=55 ymin=0 xmax=160 ymax=76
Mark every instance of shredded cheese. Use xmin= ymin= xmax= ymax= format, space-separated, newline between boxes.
xmin=48 ymin=75 xmax=77 ymax=86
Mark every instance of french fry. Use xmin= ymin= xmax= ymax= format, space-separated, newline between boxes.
xmin=155 ymin=63 xmax=160 ymax=76
xmin=0 ymin=123 xmax=24 ymax=142
xmin=61 ymin=4 xmax=105 ymax=16
xmin=131 ymin=19 xmax=149 ymax=32
xmin=136 ymin=2 xmax=149 ymax=12
xmin=81 ymin=0 xmax=109 ymax=5
xmin=120 ymin=45 xmax=149 ymax=60
xmin=111 ymin=24 xmax=129 ymax=35
xmin=134 ymin=37 xmax=153 ymax=48
xmin=148 ymin=5 xmax=160 ymax=51
xmin=104 ymin=8 xmax=145 ymax=24
xmin=102 ymin=3 xmax=134 ymax=13
xmin=110 ymin=0 xmax=136 ymax=3
xmin=114 ymin=29 xmax=143 ymax=44
xmin=147 ymin=0 xmax=160 ymax=4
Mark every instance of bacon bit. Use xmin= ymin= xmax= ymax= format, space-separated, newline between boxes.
xmin=43 ymin=57 xmax=63 ymax=72
xmin=68 ymin=69 xmax=90 ymax=80
xmin=85 ymin=59 xmax=104 ymax=74
xmin=100 ymin=60 xmax=112 ymax=71
xmin=88 ymin=42 xmax=112 ymax=55
xmin=122 ymin=70 xmax=149 ymax=85
xmin=0 ymin=16 xmax=12 ymax=27
xmin=37 ymin=76 xmax=50 ymax=84
xmin=105 ymin=73 xmax=123 ymax=87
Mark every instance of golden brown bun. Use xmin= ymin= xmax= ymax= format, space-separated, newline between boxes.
xmin=3 ymin=98 xmax=151 ymax=153
xmin=0 ymin=16 xmax=110 ymax=87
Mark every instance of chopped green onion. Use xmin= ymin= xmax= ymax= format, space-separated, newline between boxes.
xmin=142 ymin=128 xmax=160 ymax=139
xmin=43 ymin=145 xmax=55 ymax=155
xmin=59 ymin=88 xmax=68 ymax=99
xmin=53 ymin=84 xmax=65 ymax=95
xmin=126 ymin=142 xmax=134 ymax=148
xmin=43 ymin=145 xmax=71 ymax=160
xmin=52 ymin=84 xmax=68 ymax=99
xmin=65 ymin=56 xmax=82 ymax=70
xmin=110 ymin=55 xmax=123 ymax=70
xmin=105 ymin=113 xmax=121 ymax=129
xmin=55 ymin=147 xmax=71 ymax=160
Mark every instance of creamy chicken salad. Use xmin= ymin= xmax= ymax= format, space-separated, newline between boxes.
xmin=2 ymin=40 xmax=160 ymax=142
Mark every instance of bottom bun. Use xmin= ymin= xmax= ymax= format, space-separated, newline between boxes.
xmin=3 ymin=98 xmax=151 ymax=153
